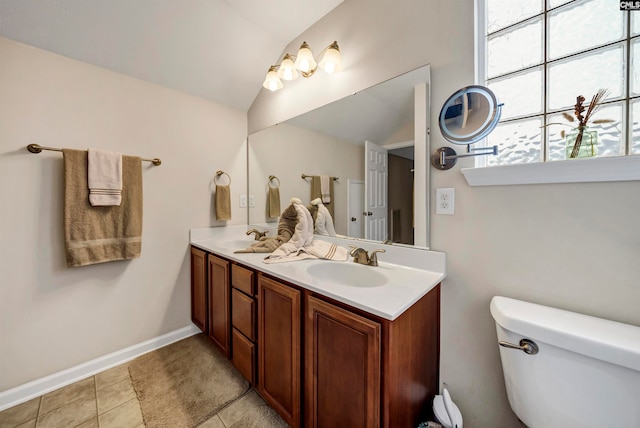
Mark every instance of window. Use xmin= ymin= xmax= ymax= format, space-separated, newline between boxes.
xmin=477 ymin=0 xmax=640 ymax=168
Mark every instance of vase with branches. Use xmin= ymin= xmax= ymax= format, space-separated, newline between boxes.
xmin=559 ymin=89 xmax=611 ymax=159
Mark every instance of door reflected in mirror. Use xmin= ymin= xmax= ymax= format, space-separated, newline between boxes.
xmin=247 ymin=64 xmax=431 ymax=248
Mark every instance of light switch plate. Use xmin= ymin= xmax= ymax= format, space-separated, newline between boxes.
xmin=239 ymin=195 xmax=247 ymax=208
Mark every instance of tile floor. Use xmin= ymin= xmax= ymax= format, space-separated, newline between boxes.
xmin=0 ymin=358 xmax=287 ymax=428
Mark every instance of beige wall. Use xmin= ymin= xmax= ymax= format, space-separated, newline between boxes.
xmin=249 ymin=0 xmax=640 ymax=426
xmin=248 ymin=123 xmax=363 ymax=234
xmin=0 ymin=37 xmax=247 ymax=391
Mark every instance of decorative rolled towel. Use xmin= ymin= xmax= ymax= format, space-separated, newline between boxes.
xmin=63 ymin=149 xmax=142 ymax=267
xmin=263 ymin=239 xmax=349 ymax=264
xmin=88 ymin=148 xmax=122 ymax=206
xmin=267 ymin=185 xmax=281 ymax=218
xmin=215 ymin=184 xmax=231 ymax=220
xmin=235 ymin=201 xmax=298 ymax=253
xmin=262 ymin=198 xmax=351 ymax=263
xmin=310 ymin=198 xmax=336 ymax=236
xmin=262 ymin=198 xmax=313 ymax=261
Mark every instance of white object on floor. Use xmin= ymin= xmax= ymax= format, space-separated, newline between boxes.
xmin=433 ymin=387 xmax=463 ymax=428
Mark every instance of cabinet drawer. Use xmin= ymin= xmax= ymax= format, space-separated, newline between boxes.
xmin=232 ymin=288 xmax=256 ymax=341
xmin=232 ymin=328 xmax=255 ymax=384
xmin=232 ymin=264 xmax=255 ymax=295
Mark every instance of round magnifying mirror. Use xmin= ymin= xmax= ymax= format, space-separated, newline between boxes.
xmin=439 ymin=85 xmax=502 ymax=144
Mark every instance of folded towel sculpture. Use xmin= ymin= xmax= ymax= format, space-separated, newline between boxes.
xmin=236 ymin=197 xmax=348 ymax=262
xmin=263 ymin=198 xmax=348 ymax=264
xmin=310 ymin=198 xmax=336 ymax=237
xmin=234 ymin=201 xmax=298 ymax=253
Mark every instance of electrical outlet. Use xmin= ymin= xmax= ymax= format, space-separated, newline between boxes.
xmin=239 ymin=195 xmax=247 ymax=208
xmin=436 ymin=188 xmax=455 ymax=215
xmin=248 ymin=195 xmax=255 ymax=207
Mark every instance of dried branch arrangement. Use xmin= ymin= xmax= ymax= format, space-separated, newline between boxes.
xmin=565 ymin=89 xmax=611 ymax=158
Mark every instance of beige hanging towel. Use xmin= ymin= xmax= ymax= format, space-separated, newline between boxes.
xmin=63 ymin=149 xmax=142 ymax=267
xmin=310 ymin=175 xmax=334 ymax=219
xmin=215 ymin=184 xmax=232 ymax=220
xmin=267 ymin=186 xmax=281 ymax=218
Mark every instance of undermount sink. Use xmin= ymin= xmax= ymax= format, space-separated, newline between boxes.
xmin=306 ymin=262 xmax=388 ymax=288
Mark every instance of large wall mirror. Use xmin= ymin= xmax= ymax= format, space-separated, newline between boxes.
xmin=248 ymin=64 xmax=431 ymax=248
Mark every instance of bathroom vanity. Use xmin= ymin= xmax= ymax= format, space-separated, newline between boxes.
xmin=190 ymin=226 xmax=445 ymax=428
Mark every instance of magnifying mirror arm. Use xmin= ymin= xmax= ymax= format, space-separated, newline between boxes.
xmin=431 ymin=144 xmax=498 ymax=171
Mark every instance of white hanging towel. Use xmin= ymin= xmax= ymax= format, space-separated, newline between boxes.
xmin=320 ymin=175 xmax=331 ymax=203
xmin=88 ymin=148 xmax=123 ymax=206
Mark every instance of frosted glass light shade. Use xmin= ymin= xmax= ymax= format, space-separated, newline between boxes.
xmin=263 ymin=66 xmax=283 ymax=91
xmin=277 ymin=54 xmax=298 ymax=80
xmin=294 ymin=41 xmax=317 ymax=73
xmin=319 ymin=41 xmax=342 ymax=74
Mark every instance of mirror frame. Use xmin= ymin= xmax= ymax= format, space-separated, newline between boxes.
xmin=438 ymin=85 xmax=501 ymax=144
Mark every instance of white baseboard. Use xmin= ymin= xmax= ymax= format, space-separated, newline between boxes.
xmin=0 ymin=324 xmax=201 ymax=412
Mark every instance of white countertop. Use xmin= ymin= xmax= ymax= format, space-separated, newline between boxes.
xmin=190 ymin=226 xmax=446 ymax=321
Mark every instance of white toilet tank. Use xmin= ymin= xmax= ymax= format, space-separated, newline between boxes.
xmin=490 ymin=296 xmax=640 ymax=428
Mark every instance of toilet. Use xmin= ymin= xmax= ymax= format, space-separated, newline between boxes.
xmin=490 ymin=296 xmax=640 ymax=428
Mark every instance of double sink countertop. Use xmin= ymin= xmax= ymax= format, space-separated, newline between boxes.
xmin=190 ymin=225 xmax=446 ymax=321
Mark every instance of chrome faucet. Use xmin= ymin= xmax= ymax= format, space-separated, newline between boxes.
xmin=349 ymin=246 xmax=386 ymax=266
xmin=246 ymin=229 xmax=267 ymax=240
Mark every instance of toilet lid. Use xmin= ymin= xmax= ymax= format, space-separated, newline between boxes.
xmin=433 ymin=395 xmax=463 ymax=428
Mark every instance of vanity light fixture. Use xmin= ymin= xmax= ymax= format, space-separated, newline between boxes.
xmin=262 ymin=41 xmax=342 ymax=91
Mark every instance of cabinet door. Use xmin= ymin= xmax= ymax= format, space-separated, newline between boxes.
xmin=257 ymin=275 xmax=301 ymax=428
xmin=305 ymin=295 xmax=381 ymax=428
xmin=190 ymin=246 xmax=207 ymax=333
xmin=208 ymin=254 xmax=230 ymax=357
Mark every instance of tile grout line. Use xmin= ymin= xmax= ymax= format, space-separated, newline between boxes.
xmin=34 ymin=395 xmax=43 ymax=427
xmin=94 ymin=375 xmax=100 ymax=428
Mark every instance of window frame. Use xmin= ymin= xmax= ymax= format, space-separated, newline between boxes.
xmin=466 ymin=0 xmax=640 ymax=186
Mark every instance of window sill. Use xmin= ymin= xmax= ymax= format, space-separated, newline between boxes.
xmin=461 ymin=155 xmax=640 ymax=186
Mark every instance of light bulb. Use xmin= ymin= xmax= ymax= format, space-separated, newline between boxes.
xmin=294 ymin=41 xmax=317 ymax=75
xmin=319 ymin=41 xmax=342 ymax=74
xmin=262 ymin=66 xmax=283 ymax=91
xmin=277 ymin=54 xmax=298 ymax=81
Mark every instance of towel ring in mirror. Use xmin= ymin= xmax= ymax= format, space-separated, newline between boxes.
xmin=268 ymin=175 xmax=280 ymax=188
xmin=215 ymin=170 xmax=231 ymax=185
xmin=431 ymin=85 xmax=502 ymax=170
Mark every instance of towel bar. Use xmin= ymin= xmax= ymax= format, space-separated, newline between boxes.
xmin=27 ymin=144 xmax=162 ymax=166
xmin=301 ymin=174 xmax=339 ymax=181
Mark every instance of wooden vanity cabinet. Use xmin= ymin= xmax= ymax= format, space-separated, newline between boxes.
xmin=305 ymin=285 xmax=441 ymax=428
xmin=257 ymin=274 xmax=301 ymax=428
xmin=190 ymin=245 xmax=440 ymax=428
xmin=207 ymin=254 xmax=230 ymax=357
xmin=190 ymin=246 xmax=207 ymax=333
xmin=305 ymin=295 xmax=381 ymax=428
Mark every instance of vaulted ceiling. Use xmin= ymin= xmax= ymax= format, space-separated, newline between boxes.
xmin=0 ymin=0 xmax=343 ymax=111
